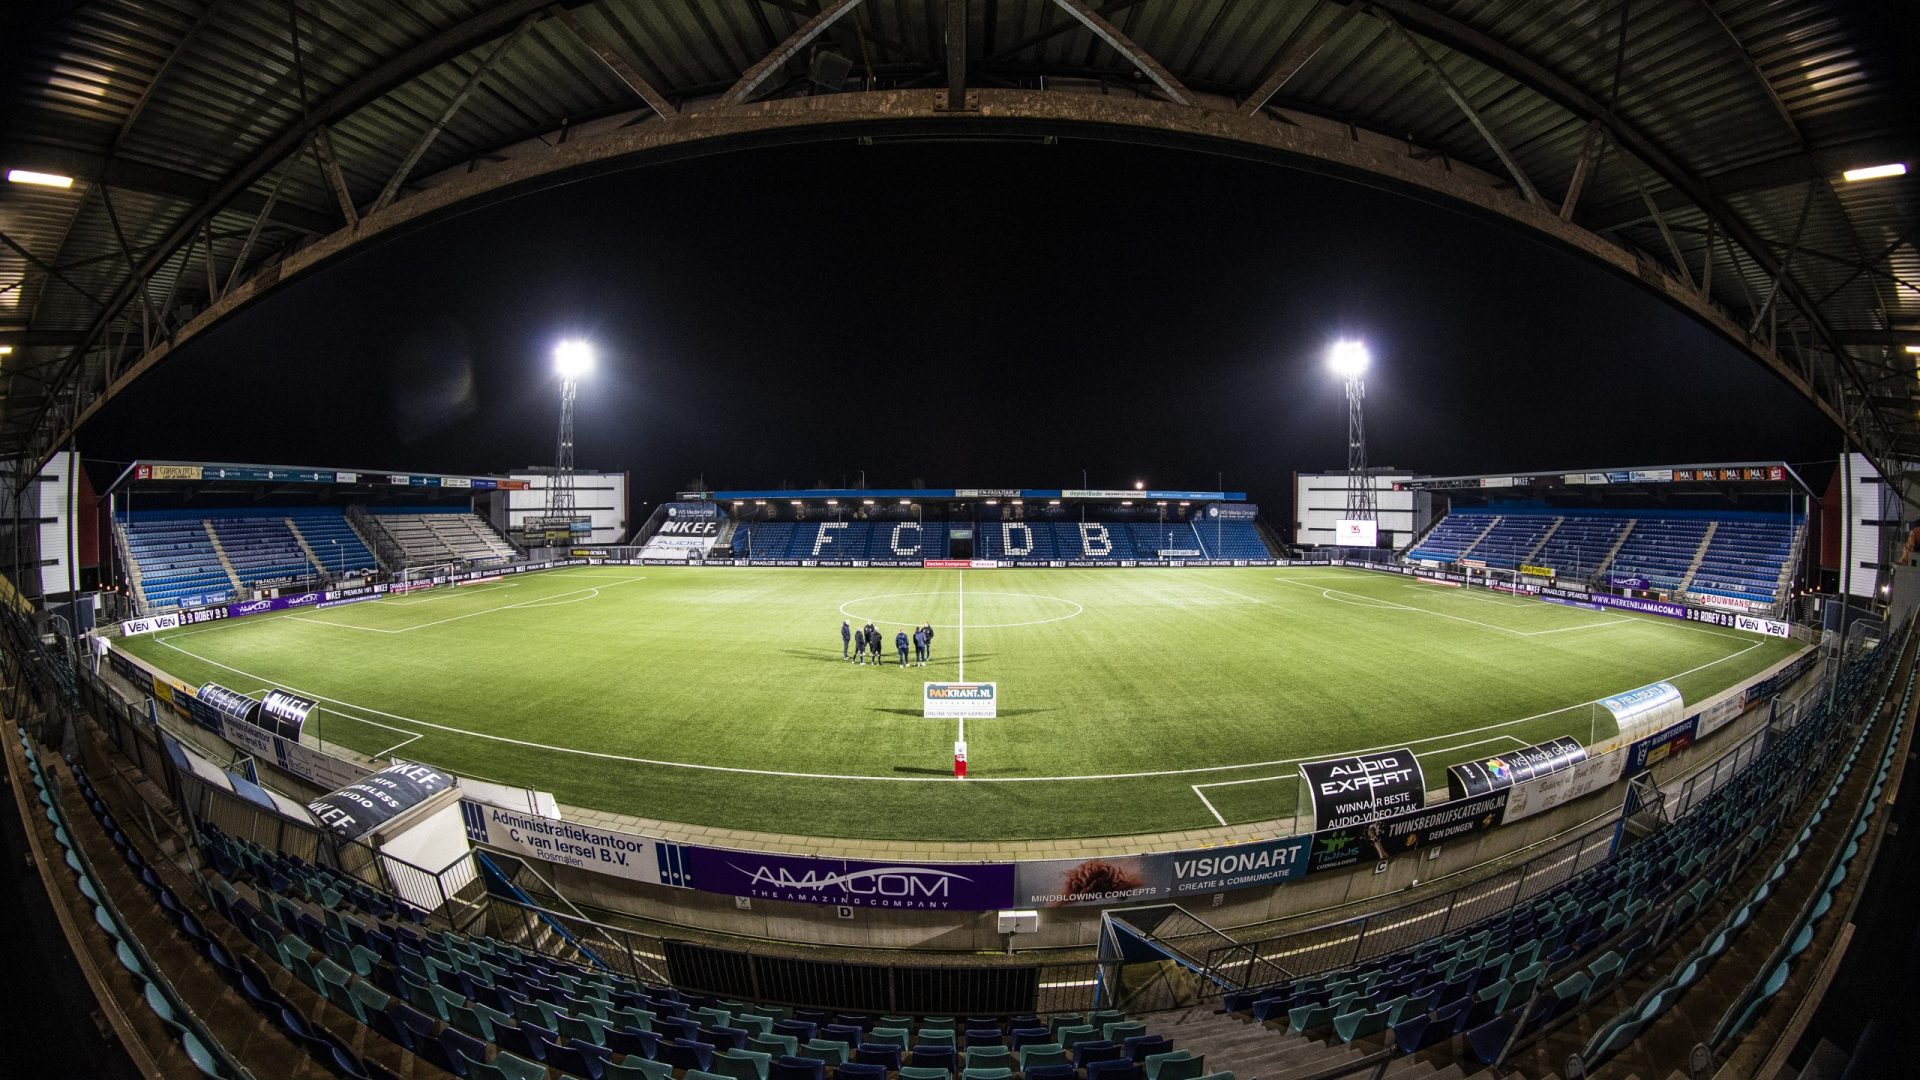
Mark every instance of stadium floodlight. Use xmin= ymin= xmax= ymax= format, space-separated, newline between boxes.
xmin=554 ymin=338 xmax=595 ymax=379
xmin=1329 ymin=338 xmax=1375 ymax=523
xmin=1842 ymin=163 xmax=1906 ymax=182
xmin=1906 ymin=345 xmax=1920 ymax=354
xmin=862 ymin=499 xmax=875 ymax=505
xmin=1134 ymin=480 xmax=1145 ymax=490
xmin=7 ymin=169 xmax=74 ymax=188
xmin=1327 ymin=338 xmax=1370 ymax=378
xmin=898 ymin=499 xmax=911 ymax=505
xmin=546 ymin=338 xmax=593 ymax=522
xmin=0 ymin=345 xmax=11 ymax=356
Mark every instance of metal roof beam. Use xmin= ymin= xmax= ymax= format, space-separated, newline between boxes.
xmin=1583 ymin=134 xmax=1918 ymax=232
xmin=1048 ymin=0 xmax=1190 ymax=106
xmin=0 ymin=140 xmax=336 ymax=235
xmin=554 ymin=10 xmax=679 ymax=122
xmin=721 ymin=0 xmax=868 ymax=107
xmin=1384 ymin=16 xmax=1540 ymax=206
xmin=1336 ymin=0 xmax=1895 ymax=462
xmin=1240 ymin=3 xmax=1357 ymax=116
xmin=372 ymin=15 xmax=538 ymax=215
xmin=18 ymin=0 xmax=573 ymax=460
xmin=980 ymin=0 xmax=1148 ymax=66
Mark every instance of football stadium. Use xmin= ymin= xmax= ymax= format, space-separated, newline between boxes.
xmin=2 ymin=3 xmax=1917 ymax=1079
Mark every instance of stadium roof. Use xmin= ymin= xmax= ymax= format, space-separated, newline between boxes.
xmin=1403 ymin=459 xmax=1815 ymax=497
xmin=2 ymin=1 xmax=1915 ymax=484
xmin=707 ymin=487 xmax=1243 ymax=501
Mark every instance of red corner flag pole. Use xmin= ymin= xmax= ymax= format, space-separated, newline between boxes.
xmin=954 ymin=739 xmax=968 ymax=779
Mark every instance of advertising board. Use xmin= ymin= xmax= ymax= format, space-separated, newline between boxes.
xmin=306 ymin=761 xmax=454 ymax=840
xmin=682 ymin=848 xmax=1015 ymax=910
xmin=1334 ymin=519 xmax=1379 ymax=547
xmin=1298 ymin=748 xmax=1425 ymax=829
xmin=924 ymin=682 xmax=997 ymax=719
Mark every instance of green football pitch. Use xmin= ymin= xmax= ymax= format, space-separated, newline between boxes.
xmin=117 ymin=565 xmax=1804 ymax=841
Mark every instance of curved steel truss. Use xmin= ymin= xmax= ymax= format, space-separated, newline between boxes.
xmin=1 ymin=1 xmax=1914 ymax=481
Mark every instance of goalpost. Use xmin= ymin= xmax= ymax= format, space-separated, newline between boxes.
xmin=395 ymin=562 xmax=453 ymax=593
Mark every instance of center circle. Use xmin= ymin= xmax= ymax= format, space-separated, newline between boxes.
xmin=837 ymin=590 xmax=1084 ymax=630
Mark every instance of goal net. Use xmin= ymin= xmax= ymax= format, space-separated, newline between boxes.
xmin=395 ymin=563 xmax=453 ymax=594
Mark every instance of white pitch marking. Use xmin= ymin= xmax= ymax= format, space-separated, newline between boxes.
xmin=957 ymin=570 xmax=965 ymax=682
xmin=283 ymin=577 xmax=645 ymax=634
xmin=1193 ymin=785 xmax=1229 ymax=827
xmin=1179 ymin=577 xmax=1267 ymax=604
xmin=146 ymin=632 xmax=1767 ymax=785
xmin=1275 ymin=577 xmax=1638 ymax=638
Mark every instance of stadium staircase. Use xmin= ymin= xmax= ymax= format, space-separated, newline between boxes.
xmin=1143 ymin=1006 xmax=1464 ymax=1079
xmin=1521 ymin=518 xmax=1559 ymax=565
xmin=202 ymin=522 xmax=244 ymax=594
xmin=288 ymin=517 xmax=326 ymax=571
xmin=1674 ymin=521 xmax=1718 ymax=595
xmin=1595 ymin=520 xmax=1636 ymax=577
xmin=346 ymin=504 xmax=404 ymax=571
xmin=1455 ymin=516 xmax=1502 ymax=561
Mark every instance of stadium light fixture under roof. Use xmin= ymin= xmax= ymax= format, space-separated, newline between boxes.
xmin=1134 ymin=480 xmax=1145 ymax=490
xmin=1842 ymin=163 xmax=1906 ymax=182
xmin=1327 ymin=338 xmax=1370 ymax=378
xmin=1906 ymin=345 xmax=1920 ymax=354
xmin=7 ymin=169 xmax=73 ymax=188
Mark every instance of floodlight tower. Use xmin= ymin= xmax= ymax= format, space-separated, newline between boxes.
xmin=1328 ymin=339 xmax=1374 ymax=520
xmin=549 ymin=339 xmax=594 ymax=518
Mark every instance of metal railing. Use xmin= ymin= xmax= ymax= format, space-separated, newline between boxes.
xmin=1202 ymin=812 xmax=1619 ymax=988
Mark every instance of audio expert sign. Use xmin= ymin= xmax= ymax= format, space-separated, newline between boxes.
xmin=1298 ymin=748 xmax=1426 ymax=830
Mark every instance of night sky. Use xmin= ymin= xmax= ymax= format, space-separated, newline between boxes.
xmin=82 ymin=139 xmax=1839 ymax=506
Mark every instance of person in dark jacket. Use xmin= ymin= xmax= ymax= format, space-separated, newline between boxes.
xmin=922 ymin=623 xmax=935 ymax=662
xmin=840 ymin=620 xmax=852 ymax=660
xmin=913 ymin=625 xmax=928 ymax=666
xmin=895 ymin=629 xmax=910 ymax=667
xmin=865 ymin=624 xmax=882 ymax=666
xmin=852 ymin=624 xmax=868 ymax=664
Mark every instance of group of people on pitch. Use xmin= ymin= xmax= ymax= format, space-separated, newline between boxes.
xmin=841 ymin=620 xmax=934 ymax=667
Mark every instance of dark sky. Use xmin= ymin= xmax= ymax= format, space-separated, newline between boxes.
xmin=82 ymin=139 xmax=1838 ymax=506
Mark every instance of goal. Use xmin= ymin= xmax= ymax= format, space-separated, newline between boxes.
xmin=395 ymin=563 xmax=453 ymax=594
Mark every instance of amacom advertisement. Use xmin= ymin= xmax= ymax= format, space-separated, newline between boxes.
xmin=681 ymin=848 xmax=1016 ymax=910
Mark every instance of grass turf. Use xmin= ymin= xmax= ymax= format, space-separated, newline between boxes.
xmin=117 ymin=565 xmax=1803 ymax=841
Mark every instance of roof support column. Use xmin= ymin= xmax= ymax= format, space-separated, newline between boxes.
xmin=944 ymin=0 xmax=969 ymax=111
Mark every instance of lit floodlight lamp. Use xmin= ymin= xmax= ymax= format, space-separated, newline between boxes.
xmin=1328 ymin=339 xmax=1370 ymax=379
xmin=7 ymin=169 xmax=74 ymax=188
xmin=1134 ymin=480 xmax=1145 ymax=490
xmin=553 ymin=339 xmax=595 ymax=379
xmin=1906 ymin=345 xmax=1920 ymax=355
xmin=1842 ymin=163 xmax=1906 ymax=182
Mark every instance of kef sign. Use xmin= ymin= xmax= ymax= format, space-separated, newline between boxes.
xmin=1298 ymin=748 xmax=1426 ymax=829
